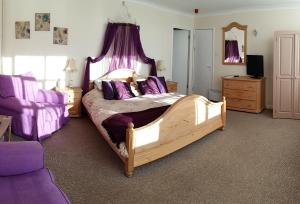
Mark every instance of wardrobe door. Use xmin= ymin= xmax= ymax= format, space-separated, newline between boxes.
xmin=273 ymin=33 xmax=294 ymax=118
xmin=293 ymin=34 xmax=300 ymax=119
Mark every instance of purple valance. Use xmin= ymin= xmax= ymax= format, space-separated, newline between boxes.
xmin=82 ymin=23 xmax=157 ymax=95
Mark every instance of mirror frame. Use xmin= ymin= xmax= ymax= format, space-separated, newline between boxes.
xmin=222 ymin=22 xmax=248 ymax=65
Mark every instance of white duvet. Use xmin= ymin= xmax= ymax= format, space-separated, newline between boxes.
xmin=82 ymin=89 xmax=184 ymax=157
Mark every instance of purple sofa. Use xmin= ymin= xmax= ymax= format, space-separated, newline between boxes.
xmin=0 ymin=73 xmax=69 ymax=141
xmin=0 ymin=141 xmax=71 ymax=204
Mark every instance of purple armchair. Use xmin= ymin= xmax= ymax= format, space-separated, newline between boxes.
xmin=0 ymin=141 xmax=70 ymax=204
xmin=0 ymin=73 xmax=69 ymax=141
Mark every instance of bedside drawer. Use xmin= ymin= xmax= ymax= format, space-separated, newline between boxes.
xmin=67 ymin=92 xmax=81 ymax=99
xmin=67 ymin=103 xmax=81 ymax=116
xmin=166 ymin=81 xmax=177 ymax=92
xmin=56 ymin=87 xmax=83 ymax=117
xmin=223 ymin=89 xmax=257 ymax=100
xmin=227 ymin=98 xmax=257 ymax=110
xmin=223 ymin=80 xmax=257 ymax=91
xmin=67 ymin=97 xmax=81 ymax=104
xmin=168 ymin=86 xmax=177 ymax=92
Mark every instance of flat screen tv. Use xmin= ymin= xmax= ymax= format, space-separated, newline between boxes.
xmin=246 ymin=55 xmax=264 ymax=78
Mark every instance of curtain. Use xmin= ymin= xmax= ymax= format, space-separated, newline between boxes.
xmin=225 ymin=40 xmax=241 ymax=63
xmin=82 ymin=23 xmax=157 ymax=94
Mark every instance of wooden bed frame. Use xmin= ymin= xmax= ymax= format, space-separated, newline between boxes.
xmin=86 ymin=69 xmax=226 ymax=177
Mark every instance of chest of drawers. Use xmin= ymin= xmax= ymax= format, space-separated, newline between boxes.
xmin=222 ymin=76 xmax=265 ymax=113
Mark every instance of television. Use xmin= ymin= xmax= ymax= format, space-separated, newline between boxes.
xmin=246 ymin=55 xmax=264 ymax=78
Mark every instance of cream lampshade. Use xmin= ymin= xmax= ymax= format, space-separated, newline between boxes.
xmin=156 ymin=60 xmax=166 ymax=72
xmin=64 ymin=58 xmax=77 ymax=87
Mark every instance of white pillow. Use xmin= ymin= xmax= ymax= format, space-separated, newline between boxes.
xmin=94 ymin=78 xmax=105 ymax=90
xmin=130 ymin=82 xmax=141 ymax=96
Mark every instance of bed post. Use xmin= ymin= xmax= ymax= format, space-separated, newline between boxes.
xmin=125 ymin=122 xmax=135 ymax=177
xmin=221 ymin=96 xmax=226 ymax=130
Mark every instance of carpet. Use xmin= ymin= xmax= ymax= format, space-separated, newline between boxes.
xmin=13 ymin=110 xmax=300 ymax=203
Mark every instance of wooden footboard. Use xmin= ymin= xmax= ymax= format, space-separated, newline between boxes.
xmin=125 ymin=95 xmax=226 ymax=177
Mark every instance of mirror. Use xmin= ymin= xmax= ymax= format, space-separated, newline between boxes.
xmin=222 ymin=22 xmax=247 ymax=65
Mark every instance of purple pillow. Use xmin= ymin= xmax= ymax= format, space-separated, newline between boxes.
xmin=0 ymin=72 xmax=39 ymax=101
xmin=111 ymin=81 xmax=134 ymax=100
xmin=137 ymin=79 xmax=160 ymax=95
xmin=21 ymin=72 xmax=39 ymax=101
xmin=102 ymin=81 xmax=115 ymax=100
xmin=148 ymin=76 xmax=168 ymax=93
xmin=0 ymin=74 xmax=16 ymax=98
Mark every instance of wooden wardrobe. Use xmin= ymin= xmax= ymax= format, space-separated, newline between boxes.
xmin=273 ymin=31 xmax=300 ymax=119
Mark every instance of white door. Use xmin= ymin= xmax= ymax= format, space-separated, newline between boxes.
xmin=172 ymin=29 xmax=190 ymax=94
xmin=293 ymin=34 xmax=300 ymax=119
xmin=193 ymin=29 xmax=213 ymax=98
xmin=274 ymin=33 xmax=294 ymax=118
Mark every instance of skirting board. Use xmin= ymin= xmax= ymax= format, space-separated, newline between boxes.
xmin=266 ymin=104 xmax=273 ymax=109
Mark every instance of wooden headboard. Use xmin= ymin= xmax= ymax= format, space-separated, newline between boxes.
xmin=89 ymin=68 xmax=147 ymax=91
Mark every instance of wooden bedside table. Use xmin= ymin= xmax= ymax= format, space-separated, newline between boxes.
xmin=166 ymin=81 xmax=177 ymax=92
xmin=56 ymin=87 xmax=83 ymax=117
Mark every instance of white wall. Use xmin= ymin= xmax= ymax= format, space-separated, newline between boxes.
xmin=1 ymin=0 xmax=193 ymax=88
xmin=195 ymin=8 xmax=300 ymax=108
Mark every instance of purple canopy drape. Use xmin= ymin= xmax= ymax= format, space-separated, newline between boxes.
xmin=225 ymin=40 xmax=241 ymax=63
xmin=82 ymin=23 xmax=157 ymax=94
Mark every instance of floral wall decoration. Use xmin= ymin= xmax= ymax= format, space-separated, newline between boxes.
xmin=15 ymin=21 xmax=30 ymax=39
xmin=35 ymin=13 xmax=50 ymax=31
xmin=53 ymin=27 xmax=68 ymax=45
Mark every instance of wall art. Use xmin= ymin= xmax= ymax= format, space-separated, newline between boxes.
xmin=35 ymin=13 xmax=50 ymax=31
xmin=53 ymin=27 xmax=68 ymax=45
xmin=15 ymin=21 xmax=30 ymax=39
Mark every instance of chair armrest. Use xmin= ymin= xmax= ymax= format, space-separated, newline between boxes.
xmin=36 ymin=89 xmax=68 ymax=104
xmin=0 ymin=97 xmax=42 ymax=116
xmin=0 ymin=141 xmax=44 ymax=176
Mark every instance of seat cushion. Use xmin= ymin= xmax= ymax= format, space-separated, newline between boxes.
xmin=0 ymin=168 xmax=70 ymax=204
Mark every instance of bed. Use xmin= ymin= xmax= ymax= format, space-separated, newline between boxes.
xmin=82 ymin=69 xmax=226 ymax=177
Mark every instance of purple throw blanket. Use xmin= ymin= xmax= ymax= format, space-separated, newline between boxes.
xmin=102 ymin=105 xmax=170 ymax=146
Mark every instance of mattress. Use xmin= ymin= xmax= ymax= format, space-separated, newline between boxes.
xmin=82 ymin=89 xmax=184 ymax=158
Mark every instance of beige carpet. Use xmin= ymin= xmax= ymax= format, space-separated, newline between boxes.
xmin=14 ymin=110 xmax=300 ymax=203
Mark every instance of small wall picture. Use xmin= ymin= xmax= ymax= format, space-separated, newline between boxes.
xmin=15 ymin=21 xmax=30 ymax=39
xmin=53 ymin=27 xmax=68 ymax=45
xmin=35 ymin=13 xmax=50 ymax=31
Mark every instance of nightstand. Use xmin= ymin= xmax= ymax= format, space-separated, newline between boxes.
xmin=56 ymin=87 xmax=82 ymax=117
xmin=166 ymin=81 xmax=177 ymax=92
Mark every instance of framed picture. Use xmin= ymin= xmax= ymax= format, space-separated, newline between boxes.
xmin=53 ymin=27 xmax=68 ymax=45
xmin=15 ymin=21 xmax=30 ymax=39
xmin=35 ymin=13 xmax=50 ymax=31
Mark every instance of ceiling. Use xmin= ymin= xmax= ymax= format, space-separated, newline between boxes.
xmin=128 ymin=0 xmax=300 ymax=15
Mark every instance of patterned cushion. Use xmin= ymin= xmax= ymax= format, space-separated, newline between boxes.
xmin=148 ymin=76 xmax=168 ymax=93
xmin=102 ymin=81 xmax=115 ymax=100
xmin=137 ymin=79 xmax=160 ymax=95
xmin=111 ymin=80 xmax=134 ymax=100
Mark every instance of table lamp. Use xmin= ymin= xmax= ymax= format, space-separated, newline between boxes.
xmin=64 ymin=58 xmax=77 ymax=87
xmin=156 ymin=60 xmax=166 ymax=74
